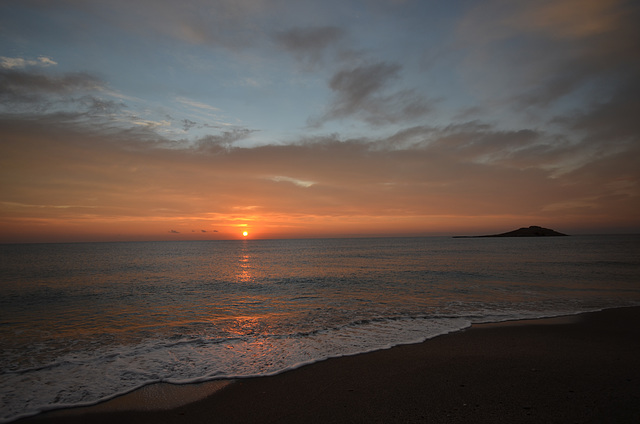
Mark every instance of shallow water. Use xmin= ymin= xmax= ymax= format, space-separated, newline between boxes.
xmin=1 ymin=235 xmax=639 ymax=422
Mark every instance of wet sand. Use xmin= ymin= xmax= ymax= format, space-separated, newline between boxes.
xmin=19 ymin=307 xmax=640 ymax=423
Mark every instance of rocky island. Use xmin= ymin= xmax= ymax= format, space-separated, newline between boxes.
xmin=454 ymin=225 xmax=568 ymax=238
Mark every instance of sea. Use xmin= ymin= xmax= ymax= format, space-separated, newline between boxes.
xmin=1 ymin=235 xmax=640 ymax=422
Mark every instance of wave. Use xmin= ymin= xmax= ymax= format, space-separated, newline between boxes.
xmin=7 ymin=304 xmax=638 ymax=423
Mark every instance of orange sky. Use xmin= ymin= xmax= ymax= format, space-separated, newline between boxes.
xmin=2 ymin=118 xmax=637 ymax=243
xmin=1 ymin=0 xmax=639 ymax=243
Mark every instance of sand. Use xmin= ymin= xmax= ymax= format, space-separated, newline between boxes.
xmin=18 ymin=307 xmax=640 ymax=423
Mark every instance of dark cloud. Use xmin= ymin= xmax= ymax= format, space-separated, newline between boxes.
xmin=80 ymin=96 xmax=126 ymax=116
xmin=196 ymin=128 xmax=257 ymax=151
xmin=0 ymin=68 xmax=181 ymax=138
xmin=273 ymin=26 xmax=345 ymax=68
xmin=365 ymin=122 xmax=564 ymax=171
xmin=169 ymin=229 xmax=180 ymax=233
xmin=453 ymin=0 xmax=640 ymax=198
xmin=459 ymin=0 xmax=640 ymax=111
xmin=559 ymin=78 xmax=640 ymax=149
xmin=426 ymin=123 xmax=541 ymax=161
xmin=0 ymin=69 xmax=104 ymax=104
xmin=182 ymin=118 xmax=197 ymax=131
xmin=331 ymin=62 xmax=401 ymax=106
xmin=0 ymin=68 xmax=113 ymax=122
xmin=311 ymin=61 xmax=432 ymax=126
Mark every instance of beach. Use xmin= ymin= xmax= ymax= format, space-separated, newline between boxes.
xmin=19 ymin=306 xmax=640 ymax=424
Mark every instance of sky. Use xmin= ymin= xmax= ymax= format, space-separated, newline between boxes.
xmin=1 ymin=0 xmax=639 ymax=242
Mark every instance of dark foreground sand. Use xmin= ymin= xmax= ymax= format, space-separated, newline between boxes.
xmin=20 ymin=307 xmax=640 ymax=424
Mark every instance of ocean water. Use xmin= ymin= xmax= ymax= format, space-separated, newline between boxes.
xmin=1 ymin=235 xmax=639 ymax=422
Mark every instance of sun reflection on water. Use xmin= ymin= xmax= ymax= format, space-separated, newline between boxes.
xmin=238 ymin=266 xmax=251 ymax=283
xmin=237 ymin=241 xmax=252 ymax=283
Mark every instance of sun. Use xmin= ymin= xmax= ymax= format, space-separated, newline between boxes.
xmin=242 ymin=231 xmax=249 ymax=237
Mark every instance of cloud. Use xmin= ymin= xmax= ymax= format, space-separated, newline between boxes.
xmin=176 ymin=96 xmax=221 ymax=113
xmin=0 ymin=69 xmax=103 ymax=96
xmin=0 ymin=68 xmax=105 ymax=108
xmin=331 ymin=62 xmax=400 ymax=105
xmin=81 ymin=96 xmax=126 ymax=116
xmin=169 ymin=229 xmax=180 ymax=233
xmin=1 ymin=0 xmax=639 ymax=241
xmin=1 ymin=110 xmax=638 ymax=241
xmin=311 ymin=61 xmax=432 ymax=126
xmin=457 ymin=0 xmax=640 ymax=109
xmin=57 ymin=0 xmax=274 ymax=50
xmin=196 ymin=128 xmax=257 ymax=150
xmin=498 ymin=0 xmax=624 ymax=40
xmin=182 ymin=119 xmax=197 ymax=131
xmin=175 ymin=97 xmax=233 ymax=130
xmin=269 ymin=176 xmax=315 ymax=188
xmin=554 ymin=77 xmax=640 ymax=156
xmin=0 ymin=56 xmax=58 ymax=69
xmin=0 ymin=65 xmax=258 ymax=155
xmin=0 ymin=68 xmax=199 ymax=138
xmin=273 ymin=26 xmax=345 ymax=69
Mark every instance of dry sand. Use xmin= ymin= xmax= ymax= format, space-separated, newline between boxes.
xmin=18 ymin=307 xmax=640 ymax=423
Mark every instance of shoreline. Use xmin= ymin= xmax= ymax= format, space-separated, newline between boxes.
xmin=17 ymin=306 xmax=640 ymax=423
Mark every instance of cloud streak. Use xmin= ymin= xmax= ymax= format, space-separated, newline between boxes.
xmin=0 ymin=56 xmax=57 ymax=69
